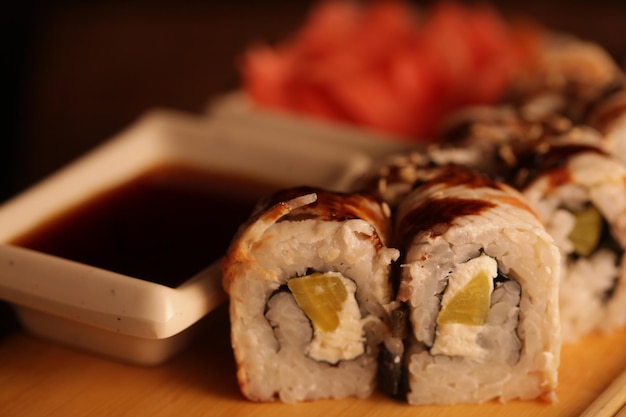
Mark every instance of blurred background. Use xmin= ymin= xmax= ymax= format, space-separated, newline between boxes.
xmin=3 ymin=0 xmax=626 ymax=205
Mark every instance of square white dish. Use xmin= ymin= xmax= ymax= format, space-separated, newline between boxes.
xmin=0 ymin=107 xmax=391 ymax=365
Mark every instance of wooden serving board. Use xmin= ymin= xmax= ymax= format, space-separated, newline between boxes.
xmin=1 ymin=304 xmax=624 ymax=417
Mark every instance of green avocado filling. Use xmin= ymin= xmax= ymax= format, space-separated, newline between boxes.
xmin=568 ymin=205 xmax=602 ymax=257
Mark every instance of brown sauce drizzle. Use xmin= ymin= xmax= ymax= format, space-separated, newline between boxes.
xmin=397 ymin=197 xmax=496 ymax=249
xmin=582 ymin=81 xmax=626 ymax=124
xmin=256 ymin=186 xmax=391 ymax=243
xmin=546 ymin=167 xmax=573 ymax=189
xmin=412 ymin=165 xmax=506 ymax=193
xmin=597 ymin=100 xmax=626 ymax=130
xmin=512 ymin=144 xmax=607 ymax=189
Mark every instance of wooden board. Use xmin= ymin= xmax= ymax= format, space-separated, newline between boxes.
xmin=1 ymin=304 xmax=624 ymax=417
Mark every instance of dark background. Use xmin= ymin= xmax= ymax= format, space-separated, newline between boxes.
xmin=3 ymin=0 xmax=626 ymax=204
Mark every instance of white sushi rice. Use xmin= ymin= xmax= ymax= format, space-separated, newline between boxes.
xmin=223 ymin=195 xmax=399 ymax=403
xmin=522 ymin=151 xmax=626 ymax=342
xmin=397 ymin=181 xmax=561 ymax=405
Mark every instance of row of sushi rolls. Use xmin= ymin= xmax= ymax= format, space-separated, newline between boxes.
xmin=220 ymin=0 xmax=626 ymax=405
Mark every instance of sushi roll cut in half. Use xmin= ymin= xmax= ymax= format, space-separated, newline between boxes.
xmin=513 ymin=142 xmax=626 ymax=342
xmin=394 ymin=165 xmax=561 ymax=405
xmin=221 ymin=187 xmax=400 ymax=403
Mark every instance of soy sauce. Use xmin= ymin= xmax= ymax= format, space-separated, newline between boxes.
xmin=9 ymin=164 xmax=272 ymax=288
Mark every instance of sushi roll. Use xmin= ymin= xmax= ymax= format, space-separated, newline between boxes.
xmin=221 ymin=187 xmax=400 ymax=403
xmin=394 ymin=165 xmax=561 ymax=404
xmin=513 ymin=142 xmax=626 ymax=342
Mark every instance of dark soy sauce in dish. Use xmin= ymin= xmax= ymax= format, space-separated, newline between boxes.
xmin=9 ymin=164 xmax=273 ymax=288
